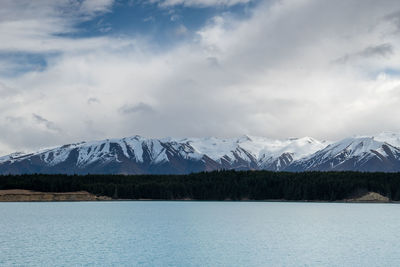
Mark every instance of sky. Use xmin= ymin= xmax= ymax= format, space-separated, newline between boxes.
xmin=1 ymin=0 xmax=400 ymax=155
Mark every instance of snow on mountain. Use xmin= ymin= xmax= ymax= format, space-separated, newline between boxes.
xmin=373 ymin=132 xmax=400 ymax=148
xmin=239 ymin=136 xmax=328 ymax=170
xmin=1 ymin=132 xmax=400 ymax=174
xmin=0 ymin=134 xmax=326 ymax=174
xmin=167 ymin=135 xmax=327 ymax=169
xmin=43 ymin=136 xmax=171 ymax=167
xmin=289 ymin=135 xmax=400 ymax=172
xmin=0 ymin=152 xmax=27 ymax=164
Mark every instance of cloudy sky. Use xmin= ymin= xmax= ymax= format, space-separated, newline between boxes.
xmin=1 ymin=0 xmax=400 ymax=155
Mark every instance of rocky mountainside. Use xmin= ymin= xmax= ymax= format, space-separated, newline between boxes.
xmin=288 ymin=133 xmax=400 ymax=172
xmin=0 ymin=135 xmax=326 ymax=174
xmin=1 ymin=132 xmax=400 ymax=174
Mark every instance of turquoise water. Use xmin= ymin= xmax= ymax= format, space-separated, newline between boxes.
xmin=0 ymin=201 xmax=399 ymax=266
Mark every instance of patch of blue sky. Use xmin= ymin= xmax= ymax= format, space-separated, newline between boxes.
xmin=62 ymin=0 xmax=262 ymax=48
xmin=382 ymin=68 xmax=400 ymax=77
xmin=0 ymin=52 xmax=59 ymax=77
xmin=365 ymin=67 xmax=400 ymax=80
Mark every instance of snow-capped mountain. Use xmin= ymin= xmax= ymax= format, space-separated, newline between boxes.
xmin=288 ymin=134 xmax=400 ymax=172
xmin=2 ymin=132 xmax=400 ymax=174
xmin=0 ymin=135 xmax=326 ymax=174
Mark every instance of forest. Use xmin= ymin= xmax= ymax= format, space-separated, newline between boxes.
xmin=0 ymin=171 xmax=400 ymax=201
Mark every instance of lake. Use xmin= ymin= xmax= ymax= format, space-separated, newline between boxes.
xmin=0 ymin=201 xmax=399 ymax=266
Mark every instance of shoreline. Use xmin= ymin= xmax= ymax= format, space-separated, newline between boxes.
xmin=0 ymin=189 xmax=111 ymax=202
xmin=0 ymin=189 xmax=393 ymax=203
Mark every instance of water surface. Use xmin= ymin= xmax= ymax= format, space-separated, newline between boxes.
xmin=0 ymin=201 xmax=399 ymax=266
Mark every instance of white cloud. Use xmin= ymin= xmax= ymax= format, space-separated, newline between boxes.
xmin=80 ymin=0 xmax=115 ymax=15
xmin=0 ymin=0 xmax=119 ymax=53
xmin=1 ymin=0 xmax=400 ymax=155
xmin=150 ymin=0 xmax=252 ymax=7
xmin=175 ymin=24 xmax=188 ymax=36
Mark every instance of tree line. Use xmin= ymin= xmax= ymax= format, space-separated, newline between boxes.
xmin=0 ymin=171 xmax=400 ymax=200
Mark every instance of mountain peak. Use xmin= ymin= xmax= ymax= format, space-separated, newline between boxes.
xmin=289 ymin=134 xmax=400 ymax=172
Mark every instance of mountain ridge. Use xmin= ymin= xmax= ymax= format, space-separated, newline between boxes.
xmin=1 ymin=133 xmax=400 ymax=174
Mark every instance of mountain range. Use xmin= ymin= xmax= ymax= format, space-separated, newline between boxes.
xmin=1 ymin=132 xmax=400 ymax=174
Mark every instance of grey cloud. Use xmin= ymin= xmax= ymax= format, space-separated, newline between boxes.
xmin=5 ymin=116 xmax=24 ymax=124
xmin=334 ymin=43 xmax=394 ymax=64
xmin=32 ymin=113 xmax=60 ymax=132
xmin=83 ymin=119 xmax=105 ymax=137
xmin=385 ymin=10 xmax=400 ymax=32
xmin=206 ymin=57 xmax=219 ymax=67
xmin=119 ymin=102 xmax=154 ymax=114
xmin=0 ymin=115 xmax=68 ymax=155
xmin=360 ymin=43 xmax=394 ymax=58
xmin=0 ymin=82 xmax=18 ymax=97
xmin=87 ymin=97 xmax=100 ymax=104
